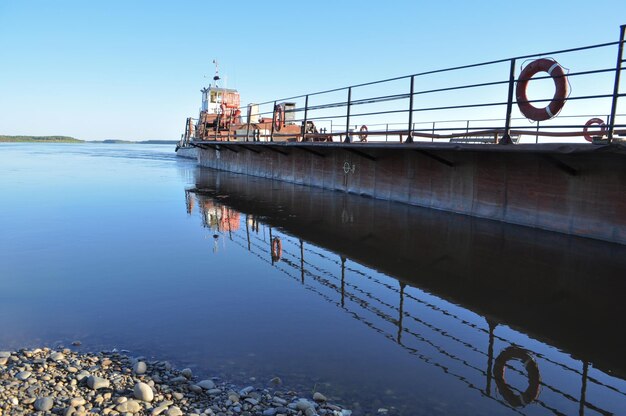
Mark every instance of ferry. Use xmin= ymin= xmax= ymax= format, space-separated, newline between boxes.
xmin=175 ymin=61 xmax=316 ymax=158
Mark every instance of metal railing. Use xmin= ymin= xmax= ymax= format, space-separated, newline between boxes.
xmin=188 ymin=190 xmax=626 ymax=415
xmin=207 ymin=25 xmax=625 ymax=145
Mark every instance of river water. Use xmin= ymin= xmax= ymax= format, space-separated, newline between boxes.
xmin=1 ymin=143 xmax=625 ymax=415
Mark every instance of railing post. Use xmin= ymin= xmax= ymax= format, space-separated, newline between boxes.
xmin=608 ymin=24 xmax=625 ymax=143
xmin=406 ymin=76 xmax=415 ymax=143
xmin=302 ymin=95 xmax=309 ymax=142
xmin=500 ymin=58 xmax=517 ymax=145
xmin=270 ymin=101 xmax=276 ymax=142
xmin=345 ymin=87 xmax=352 ymax=143
xmin=535 ymin=121 xmax=540 ymax=143
xmin=246 ymin=105 xmax=251 ymax=142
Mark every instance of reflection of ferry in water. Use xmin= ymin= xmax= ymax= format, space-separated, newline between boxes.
xmin=186 ymin=191 xmax=239 ymax=232
xmin=184 ymin=168 xmax=626 ymax=416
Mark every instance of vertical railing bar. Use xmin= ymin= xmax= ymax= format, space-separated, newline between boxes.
xmin=300 ymin=239 xmax=305 ymax=284
xmin=407 ymin=75 xmax=415 ymax=143
xmin=302 ymin=95 xmax=309 ymax=142
xmin=535 ymin=121 xmax=540 ymax=144
xmin=500 ymin=58 xmax=517 ymax=145
xmin=270 ymin=101 xmax=276 ymax=142
xmin=345 ymin=87 xmax=352 ymax=143
xmin=579 ymin=362 xmax=589 ymax=416
xmin=340 ymin=256 xmax=346 ymax=307
xmin=246 ymin=105 xmax=251 ymax=142
xmin=608 ymin=25 xmax=625 ymax=143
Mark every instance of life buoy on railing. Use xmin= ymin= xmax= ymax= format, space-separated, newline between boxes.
xmin=219 ymin=103 xmax=226 ymax=115
xmin=273 ymin=105 xmax=283 ymax=132
xmin=583 ymin=118 xmax=607 ymax=142
xmin=358 ymin=125 xmax=368 ymax=142
xmin=271 ymin=237 xmax=282 ymax=262
xmin=493 ymin=347 xmax=541 ymax=407
xmin=516 ymin=58 xmax=569 ymax=122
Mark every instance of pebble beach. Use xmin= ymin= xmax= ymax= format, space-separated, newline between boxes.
xmin=0 ymin=348 xmax=351 ymax=416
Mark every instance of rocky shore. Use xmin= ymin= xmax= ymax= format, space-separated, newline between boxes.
xmin=0 ymin=348 xmax=351 ymax=416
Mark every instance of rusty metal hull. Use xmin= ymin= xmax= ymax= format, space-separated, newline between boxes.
xmin=196 ymin=141 xmax=626 ymax=244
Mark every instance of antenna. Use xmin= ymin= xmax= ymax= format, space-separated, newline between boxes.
xmin=212 ymin=59 xmax=220 ymax=87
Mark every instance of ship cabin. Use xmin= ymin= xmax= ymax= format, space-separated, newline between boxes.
xmin=201 ymin=86 xmax=241 ymax=114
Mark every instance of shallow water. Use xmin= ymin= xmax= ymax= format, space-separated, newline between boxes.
xmin=1 ymin=143 xmax=626 ymax=415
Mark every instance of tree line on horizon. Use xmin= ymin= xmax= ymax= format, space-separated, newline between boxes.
xmin=0 ymin=135 xmax=177 ymax=144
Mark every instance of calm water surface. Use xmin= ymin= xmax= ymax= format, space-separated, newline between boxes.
xmin=1 ymin=143 xmax=626 ymax=415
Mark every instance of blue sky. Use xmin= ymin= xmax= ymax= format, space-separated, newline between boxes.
xmin=0 ymin=1 xmax=625 ymax=141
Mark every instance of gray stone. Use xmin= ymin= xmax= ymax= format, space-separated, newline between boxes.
xmin=70 ymin=397 xmax=86 ymax=407
xmin=169 ymin=376 xmax=187 ymax=383
xmin=181 ymin=368 xmax=193 ymax=379
xmin=0 ymin=357 xmax=7 ymax=366
xmin=133 ymin=361 xmax=147 ymax=375
xmin=239 ymin=386 xmax=254 ymax=396
xmin=263 ymin=409 xmax=277 ymax=416
xmin=116 ymin=399 xmax=142 ymax=413
xmin=272 ymin=397 xmax=287 ymax=406
xmin=166 ymin=406 xmax=183 ymax=416
xmin=0 ymin=351 xmax=11 ymax=358
xmin=50 ymin=352 xmax=65 ymax=361
xmin=15 ymin=371 xmax=32 ymax=381
xmin=76 ymin=371 xmax=90 ymax=382
xmin=313 ymin=392 xmax=327 ymax=402
xmin=134 ymin=382 xmax=154 ymax=402
xmin=151 ymin=405 xmax=168 ymax=416
xmin=305 ymin=407 xmax=317 ymax=416
xmin=196 ymin=379 xmax=215 ymax=390
xmin=296 ymin=400 xmax=314 ymax=411
xmin=34 ymin=397 xmax=54 ymax=412
xmin=87 ymin=375 xmax=110 ymax=390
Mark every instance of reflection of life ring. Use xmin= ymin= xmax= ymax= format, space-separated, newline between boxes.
xmin=516 ymin=58 xmax=569 ymax=121
xmin=583 ymin=118 xmax=607 ymax=142
xmin=358 ymin=125 xmax=368 ymax=142
xmin=271 ymin=237 xmax=282 ymax=262
xmin=273 ymin=105 xmax=283 ymax=132
xmin=494 ymin=347 xmax=541 ymax=407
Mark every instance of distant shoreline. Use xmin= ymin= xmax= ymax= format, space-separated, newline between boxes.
xmin=0 ymin=135 xmax=177 ymax=145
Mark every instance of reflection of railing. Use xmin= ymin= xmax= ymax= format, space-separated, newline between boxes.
xmin=191 ymin=192 xmax=626 ymax=415
xmin=198 ymin=25 xmax=625 ymax=145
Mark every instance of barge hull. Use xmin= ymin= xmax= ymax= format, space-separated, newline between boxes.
xmin=196 ymin=141 xmax=626 ymax=244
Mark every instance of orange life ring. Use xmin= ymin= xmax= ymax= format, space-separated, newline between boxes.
xmin=271 ymin=237 xmax=282 ymax=262
xmin=516 ymin=58 xmax=568 ymax=121
xmin=583 ymin=118 xmax=607 ymax=142
xmin=358 ymin=125 xmax=368 ymax=142
xmin=219 ymin=103 xmax=226 ymax=114
xmin=494 ymin=347 xmax=541 ymax=407
xmin=273 ymin=105 xmax=283 ymax=132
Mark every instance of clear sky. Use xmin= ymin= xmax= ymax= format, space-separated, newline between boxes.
xmin=1 ymin=0 xmax=625 ymax=141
